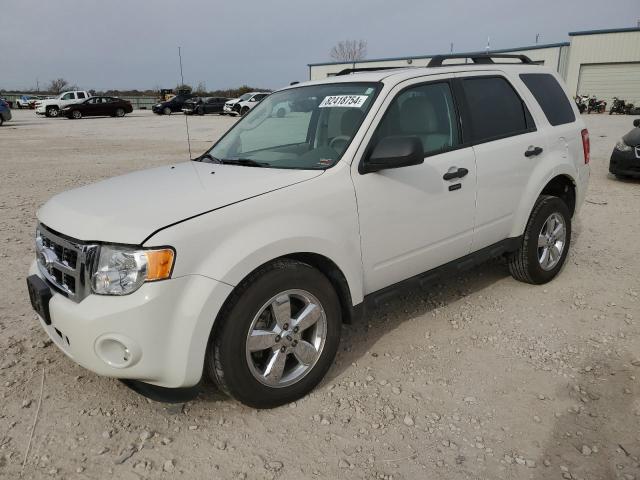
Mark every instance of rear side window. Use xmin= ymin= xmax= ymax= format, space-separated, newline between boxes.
xmin=77 ymin=92 xmax=86 ymax=99
xmin=461 ymin=76 xmax=534 ymax=143
xmin=520 ymin=73 xmax=576 ymax=126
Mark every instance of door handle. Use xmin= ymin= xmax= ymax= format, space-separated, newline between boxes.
xmin=443 ymin=167 xmax=469 ymax=181
xmin=524 ymin=146 xmax=543 ymax=157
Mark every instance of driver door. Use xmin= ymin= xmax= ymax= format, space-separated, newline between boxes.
xmin=351 ymin=76 xmax=477 ymax=294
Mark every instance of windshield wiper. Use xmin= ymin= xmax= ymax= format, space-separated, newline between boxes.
xmin=194 ymin=153 xmax=219 ymax=163
xmin=219 ymin=158 xmax=270 ymax=167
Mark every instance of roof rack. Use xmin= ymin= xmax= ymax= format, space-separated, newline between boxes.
xmin=335 ymin=67 xmax=402 ymax=76
xmin=427 ymin=53 xmax=533 ymax=67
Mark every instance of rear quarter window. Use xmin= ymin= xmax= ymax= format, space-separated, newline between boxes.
xmin=519 ymin=73 xmax=576 ymax=126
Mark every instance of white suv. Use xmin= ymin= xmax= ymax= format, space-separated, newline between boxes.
xmin=223 ymin=92 xmax=269 ymax=116
xmin=35 ymin=90 xmax=91 ymax=117
xmin=28 ymin=54 xmax=589 ymax=408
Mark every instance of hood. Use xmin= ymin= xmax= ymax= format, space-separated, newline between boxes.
xmin=622 ymin=127 xmax=640 ymax=147
xmin=38 ymin=162 xmax=322 ymax=244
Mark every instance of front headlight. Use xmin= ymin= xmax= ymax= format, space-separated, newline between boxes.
xmin=615 ymin=138 xmax=632 ymax=152
xmin=91 ymin=245 xmax=175 ymax=295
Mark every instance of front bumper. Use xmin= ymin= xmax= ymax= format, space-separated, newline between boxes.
xmin=35 ymin=106 xmax=46 ymax=115
xmin=610 ymin=146 xmax=640 ymax=177
xmin=29 ymin=261 xmax=233 ymax=388
xmin=223 ymin=105 xmax=236 ymax=114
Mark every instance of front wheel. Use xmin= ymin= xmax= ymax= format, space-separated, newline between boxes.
xmin=206 ymin=259 xmax=341 ymax=408
xmin=163 ymin=107 xmax=171 ymax=115
xmin=115 ymin=108 xmax=125 ymax=117
xmin=241 ymin=106 xmax=249 ymax=116
xmin=46 ymin=107 xmax=59 ymax=118
xmin=508 ymin=195 xmax=571 ymax=284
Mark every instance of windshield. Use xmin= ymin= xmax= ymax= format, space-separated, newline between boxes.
xmin=207 ymin=82 xmax=380 ymax=170
xmin=237 ymin=93 xmax=253 ymax=101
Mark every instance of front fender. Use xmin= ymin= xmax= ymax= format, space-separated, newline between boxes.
xmin=147 ymin=165 xmax=365 ymax=306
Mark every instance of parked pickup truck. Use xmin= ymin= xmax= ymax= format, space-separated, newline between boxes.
xmin=28 ymin=54 xmax=589 ymax=408
xmin=35 ymin=91 xmax=91 ymax=117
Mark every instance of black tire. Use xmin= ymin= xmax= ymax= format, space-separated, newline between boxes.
xmin=206 ymin=259 xmax=341 ymax=408
xmin=115 ymin=108 xmax=125 ymax=117
xmin=198 ymin=106 xmax=205 ymax=116
xmin=0 ymin=116 xmax=3 ymax=126
xmin=241 ymin=106 xmax=249 ymax=116
xmin=71 ymin=110 xmax=82 ymax=119
xmin=508 ymin=195 xmax=572 ymax=285
xmin=163 ymin=107 xmax=171 ymax=115
xmin=46 ymin=106 xmax=59 ymax=118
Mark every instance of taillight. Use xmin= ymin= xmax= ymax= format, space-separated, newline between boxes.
xmin=581 ymin=129 xmax=590 ymax=164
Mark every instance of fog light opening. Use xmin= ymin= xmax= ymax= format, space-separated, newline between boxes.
xmin=95 ymin=335 xmax=141 ymax=369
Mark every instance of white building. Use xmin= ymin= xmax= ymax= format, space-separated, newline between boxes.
xmin=308 ymin=27 xmax=640 ymax=109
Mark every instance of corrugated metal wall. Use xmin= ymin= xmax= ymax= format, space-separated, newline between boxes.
xmin=565 ymin=31 xmax=640 ymax=98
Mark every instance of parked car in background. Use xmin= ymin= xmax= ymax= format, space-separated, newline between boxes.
xmin=62 ymin=96 xmax=133 ymax=119
xmin=223 ymin=92 xmax=269 ymax=115
xmin=35 ymin=91 xmax=91 ymax=117
xmin=152 ymin=93 xmax=195 ymax=115
xmin=610 ymin=119 xmax=640 ymax=178
xmin=0 ymin=99 xmax=11 ymax=126
xmin=0 ymin=97 xmax=13 ymax=109
xmin=16 ymin=95 xmax=34 ymax=109
xmin=235 ymin=92 xmax=269 ymax=116
xmin=28 ymin=96 xmax=46 ymax=109
xmin=182 ymin=97 xmax=231 ymax=115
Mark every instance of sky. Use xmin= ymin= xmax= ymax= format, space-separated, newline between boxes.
xmin=1 ymin=0 xmax=639 ymax=92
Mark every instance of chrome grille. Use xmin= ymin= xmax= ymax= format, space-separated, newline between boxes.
xmin=36 ymin=224 xmax=99 ymax=302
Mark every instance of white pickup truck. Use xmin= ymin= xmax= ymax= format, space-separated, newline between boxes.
xmin=35 ymin=91 xmax=91 ymax=117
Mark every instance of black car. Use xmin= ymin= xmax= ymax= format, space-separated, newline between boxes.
xmin=182 ymin=97 xmax=230 ymax=115
xmin=610 ymin=119 xmax=640 ymax=178
xmin=62 ymin=97 xmax=133 ymax=119
xmin=152 ymin=94 xmax=195 ymax=115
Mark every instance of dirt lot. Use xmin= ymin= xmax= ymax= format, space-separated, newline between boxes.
xmin=1 ymin=109 xmax=639 ymax=480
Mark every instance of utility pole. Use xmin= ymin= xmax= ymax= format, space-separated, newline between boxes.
xmin=536 ymin=33 xmax=540 ymax=44
xmin=486 ymin=36 xmax=491 ymax=53
xmin=450 ymin=42 xmax=454 ymax=53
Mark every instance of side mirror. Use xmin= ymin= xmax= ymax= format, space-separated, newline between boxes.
xmin=361 ymin=136 xmax=424 ymax=174
xmin=634 ymin=119 xmax=640 ymax=128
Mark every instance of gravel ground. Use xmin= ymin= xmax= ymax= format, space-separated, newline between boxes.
xmin=1 ymin=109 xmax=639 ymax=480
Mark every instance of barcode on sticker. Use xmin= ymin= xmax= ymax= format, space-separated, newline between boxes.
xmin=319 ymin=95 xmax=368 ymax=108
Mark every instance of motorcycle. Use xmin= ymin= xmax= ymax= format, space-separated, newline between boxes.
xmin=574 ymin=95 xmax=589 ymax=114
xmin=587 ymin=96 xmax=607 ymax=114
xmin=610 ymin=97 xmax=635 ymax=115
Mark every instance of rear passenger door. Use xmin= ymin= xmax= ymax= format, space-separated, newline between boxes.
xmin=456 ymin=72 xmax=546 ymax=250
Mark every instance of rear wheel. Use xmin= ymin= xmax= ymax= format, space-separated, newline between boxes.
xmin=163 ymin=107 xmax=171 ymax=115
xmin=206 ymin=259 xmax=341 ymax=408
xmin=71 ymin=110 xmax=82 ymax=119
xmin=115 ymin=108 xmax=125 ymax=117
xmin=508 ymin=195 xmax=571 ymax=284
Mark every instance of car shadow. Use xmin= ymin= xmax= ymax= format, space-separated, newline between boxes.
xmin=531 ymin=354 xmax=639 ymax=480
xmin=324 ymin=259 xmax=510 ymax=383
xmin=183 ymin=258 xmax=511 ymax=408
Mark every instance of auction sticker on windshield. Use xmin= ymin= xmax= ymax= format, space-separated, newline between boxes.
xmin=319 ymin=95 xmax=368 ymax=108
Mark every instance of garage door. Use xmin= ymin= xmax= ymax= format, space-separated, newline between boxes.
xmin=577 ymin=63 xmax=640 ymax=110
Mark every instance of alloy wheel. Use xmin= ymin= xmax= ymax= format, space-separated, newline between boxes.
xmin=245 ymin=289 xmax=327 ymax=388
xmin=537 ymin=213 xmax=566 ymax=271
